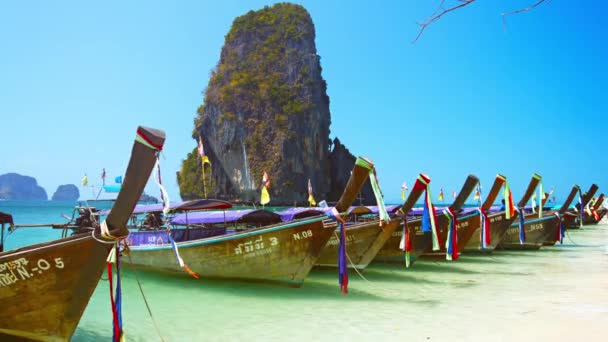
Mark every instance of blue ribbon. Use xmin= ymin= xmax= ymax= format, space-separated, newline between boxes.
xmin=444 ymin=209 xmax=456 ymax=260
xmin=421 ymin=199 xmax=431 ymax=233
xmin=518 ymin=208 xmax=526 ymax=244
xmin=327 ymin=208 xmax=348 ymax=294
xmin=560 ymin=218 xmax=565 ymax=244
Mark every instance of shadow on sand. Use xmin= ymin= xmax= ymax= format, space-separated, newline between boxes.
xmin=120 ymin=265 xmax=401 ymax=302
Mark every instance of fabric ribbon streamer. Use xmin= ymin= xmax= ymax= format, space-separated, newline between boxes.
xmin=553 ymin=212 xmax=564 ymax=244
xmin=327 ymin=207 xmax=348 ymax=294
xmin=308 ymin=179 xmax=316 ymax=206
xmin=401 ymin=183 xmax=408 ymax=202
xmin=167 ymin=230 xmax=199 ymax=279
xmin=517 ymin=208 xmax=526 ymax=244
xmin=477 ymin=207 xmax=491 ymax=249
xmin=396 ymin=209 xmax=411 ymax=268
xmin=584 ymin=200 xmax=593 ymax=218
xmin=443 ymin=208 xmax=459 ymax=261
xmin=106 ymin=245 xmax=125 ymax=342
xmin=356 ymin=158 xmax=390 ymax=225
xmin=501 ymin=176 xmax=515 ymax=219
xmin=152 ymin=156 xmax=199 ymax=279
xmin=413 ymin=175 xmax=441 ymax=250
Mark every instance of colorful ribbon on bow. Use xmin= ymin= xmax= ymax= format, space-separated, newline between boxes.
xmin=328 ymin=207 xmax=348 ymax=294
xmin=499 ymin=175 xmax=515 ymax=219
xmin=477 ymin=207 xmax=491 ymax=249
xmin=413 ymin=174 xmax=441 ymax=250
xmin=153 ymin=156 xmax=199 ymax=279
xmin=106 ymin=245 xmax=124 ymax=342
xmin=104 ymin=127 xmax=167 ymax=341
xmin=517 ymin=208 xmax=526 ymax=244
xmin=355 ymin=158 xmax=390 ymax=225
xmin=443 ymin=207 xmax=459 ymax=261
xmin=553 ymin=212 xmax=564 ymax=244
xmin=396 ymin=208 xmax=411 ymax=268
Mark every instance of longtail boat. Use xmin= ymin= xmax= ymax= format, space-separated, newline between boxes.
xmin=420 ymin=175 xmax=479 ymax=258
xmin=464 ymin=174 xmax=544 ymax=252
xmin=313 ymin=174 xmax=428 ymax=270
xmin=498 ymin=174 xmax=560 ymax=250
xmin=374 ymin=174 xmax=478 ymax=264
xmin=0 ymin=126 xmax=165 ymax=341
xmin=98 ymin=198 xmax=234 ymax=230
xmin=568 ymin=184 xmax=599 ymax=229
xmin=542 ymin=185 xmax=579 ymax=246
xmin=121 ymin=157 xmax=376 ymax=287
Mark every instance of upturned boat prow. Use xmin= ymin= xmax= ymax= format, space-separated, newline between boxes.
xmin=498 ymin=174 xmax=555 ymax=250
xmin=373 ymin=173 xmax=433 ymax=264
xmin=463 ymin=174 xmax=516 ymax=252
xmin=568 ymin=184 xmax=599 ymax=229
xmin=420 ymin=174 xmax=479 ymax=258
xmin=0 ymin=126 xmax=165 ymax=341
xmin=543 ymin=185 xmax=579 ymax=246
xmin=315 ymin=173 xmax=428 ymax=270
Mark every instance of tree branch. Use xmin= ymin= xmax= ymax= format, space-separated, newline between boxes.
xmin=502 ymin=0 xmax=548 ymax=31
xmin=413 ymin=0 xmax=551 ymax=43
xmin=412 ymin=0 xmax=477 ymax=44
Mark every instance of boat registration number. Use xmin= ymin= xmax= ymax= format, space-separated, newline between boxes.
xmin=0 ymin=257 xmax=64 ymax=288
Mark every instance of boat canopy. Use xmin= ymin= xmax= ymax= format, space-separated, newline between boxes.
xmin=276 ymin=207 xmax=326 ymax=221
xmin=408 ymin=206 xmax=449 ymax=216
xmin=103 ymin=185 xmax=122 ymax=193
xmin=100 ymin=198 xmax=233 ymax=215
xmin=0 ymin=212 xmax=13 ymax=225
xmin=348 ymin=206 xmax=372 ymax=215
xmin=171 ymin=209 xmax=281 ymax=226
xmin=367 ymin=205 xmax=401 ymax=214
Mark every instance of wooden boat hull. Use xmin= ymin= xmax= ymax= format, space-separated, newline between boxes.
xmin=0 ymin=234 xmax=111 ymax=341
xmin=422 ymin=211 xmax=481 ymax=257
xmin=315 ymin=219 xmax=400 ymax=270
xmin=497 ymin=214 xmax=557 ymax=250
xmin=543 ymin=212 xmax=567 ymax=246
xmin=124 ymin=216 xmax=338 ymax=287
xmin=374 ymin=213 xmax=451 ymax=264
xmin=464 ymin=211 xmax=513 ymax=252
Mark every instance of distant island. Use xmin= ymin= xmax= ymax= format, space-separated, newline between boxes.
xmin=52 ymin=184 xmax=79 ymax=201
xmin=140 ymin=193 xmax=159 ymax=203
xmin=0 ymin=173 xmax=48 ymax=200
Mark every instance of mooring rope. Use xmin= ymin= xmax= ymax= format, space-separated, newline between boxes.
xmin=564 ymin=229 xmax=603 ymax=247
xmin=125 ymin=246 xmax=166 ymax=342
xmin=332 ymin=230 xmax=400 ymax=297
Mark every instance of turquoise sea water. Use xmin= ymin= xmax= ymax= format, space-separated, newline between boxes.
xmin=1 ymin=201 xmax=606 ymax=341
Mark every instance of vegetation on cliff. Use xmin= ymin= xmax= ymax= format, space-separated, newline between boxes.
xmin=179 ymin=3 xmax=331 ymax=203
xmin=178 ymin=3 xmax=374 ymax=205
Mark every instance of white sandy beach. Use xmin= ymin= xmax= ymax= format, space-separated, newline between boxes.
xmin=70 ymin=220 xmax=608 ymax=341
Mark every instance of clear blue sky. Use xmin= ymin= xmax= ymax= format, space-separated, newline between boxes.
xmin=0 ymin=0 xmax=606 ymax=203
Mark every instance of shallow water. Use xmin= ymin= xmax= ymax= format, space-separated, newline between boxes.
xmin=2 ymin=201 xmax=607 ymax=341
